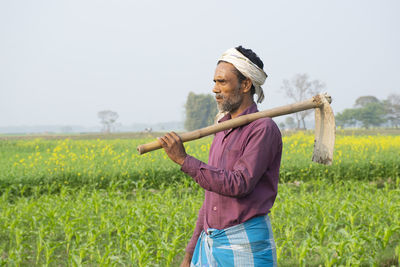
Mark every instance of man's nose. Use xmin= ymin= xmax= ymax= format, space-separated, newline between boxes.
xmin=212 ymin=84 xmax=220 ymax=94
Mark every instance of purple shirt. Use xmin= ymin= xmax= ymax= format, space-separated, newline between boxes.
xmin=181 ymin=103 xmax=282 ymax=254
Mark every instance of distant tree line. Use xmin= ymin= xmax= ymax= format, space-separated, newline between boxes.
xmin=96 ymin=75 xmax=398 ymax=133
xmin=336 ymin=94 xmax=400 ymax=129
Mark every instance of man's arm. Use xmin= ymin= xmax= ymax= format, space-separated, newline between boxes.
xmin=158 ymin=123 xmax=281 ymax=198
xmin=181 ymin=122 xmax=282 ymax=197
xmin=180 ymin=252 xmax=193 ymax=267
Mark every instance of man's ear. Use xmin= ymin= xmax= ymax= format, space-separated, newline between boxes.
xmin=241 ymin=78 xmax=252 ymax=93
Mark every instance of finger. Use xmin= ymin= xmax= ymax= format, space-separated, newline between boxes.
xmin=170 ymin=132 xmax=182 ymax=142
xmin=164 ymin=133 xmax=176 ymax=144
xmin=157 ymin=137 xmax=168 ymax=148
xmin=163 ymin=134 xmax=177 ymax=147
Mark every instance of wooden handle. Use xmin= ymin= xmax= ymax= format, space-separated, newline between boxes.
xmin=137 ymin=94 xmax=331 ymax=155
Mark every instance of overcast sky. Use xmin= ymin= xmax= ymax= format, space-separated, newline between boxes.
xmin=1 ymin=0 xmax=399 ymax=127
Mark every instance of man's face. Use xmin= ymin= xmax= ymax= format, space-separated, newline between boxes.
xmin=213 ymin=62 xmax=243 ymax=113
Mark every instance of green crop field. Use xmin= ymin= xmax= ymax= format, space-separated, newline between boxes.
xmin=0 ymin=131 xmax=399 ymax=266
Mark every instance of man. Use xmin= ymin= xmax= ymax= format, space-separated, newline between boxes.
xmin=158 ymin=46 xmax=282 ymax=266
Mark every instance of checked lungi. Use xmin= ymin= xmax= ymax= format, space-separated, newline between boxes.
xmin=190 ymin=214 xmax=277 ymax=267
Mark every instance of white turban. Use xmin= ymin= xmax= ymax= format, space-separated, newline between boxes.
xmin=218 ymin=48 xmax=267 ymax=103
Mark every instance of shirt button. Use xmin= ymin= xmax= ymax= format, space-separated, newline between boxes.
xmin=213 ymin=206 xmax=217 ymax=211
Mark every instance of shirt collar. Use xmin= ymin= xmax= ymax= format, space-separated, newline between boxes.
xmin=218 ymin=103 xmax=259 ymax=123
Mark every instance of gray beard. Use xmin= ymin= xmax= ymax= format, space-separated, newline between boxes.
xmin=217 ymin=87 xmax=243 ymax=113
xmin=217 ymin=93 xmax=243 ymax=113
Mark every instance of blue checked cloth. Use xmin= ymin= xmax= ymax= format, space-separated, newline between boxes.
xmin=190 ymin=214 xmax=277 ymax=267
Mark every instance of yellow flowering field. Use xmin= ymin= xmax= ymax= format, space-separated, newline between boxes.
xmin=280 ymin=132 xmax=400 ymax=181
xmin=1 ymin=132 xmax=399 ymax=190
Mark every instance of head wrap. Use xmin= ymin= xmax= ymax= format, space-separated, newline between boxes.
xmin=218 ymin=48 xmax=267 ymax=103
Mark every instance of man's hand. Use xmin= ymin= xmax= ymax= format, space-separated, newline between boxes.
xmin=180 ymin=252 xmax=193 ymax=267
xmin=158 ymin=132 xmax=187 ymax=165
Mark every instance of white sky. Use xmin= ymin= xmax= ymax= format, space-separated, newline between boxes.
xmin=1 ymin=0 xmax=399 ymax=127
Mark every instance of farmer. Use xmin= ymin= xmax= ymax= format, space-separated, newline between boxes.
xmin=158 ymin=46 xmax=282 ymax=267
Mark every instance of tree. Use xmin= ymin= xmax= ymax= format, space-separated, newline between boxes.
xmin=281 ymin=73 xmax=325 ymax=129
xmin=354 ymin=96 xmax=380 ymax=107
xmin=336 ymin=95 xmax=386 ymax=129
xmin=184 ymin=92 xmax=218 ymax=131
xmin=356 ymin=102 xmax=385 ymax=129
xmin=98 ymin=110 xmax=119 ymax=133
xmin=285 ymin=116 xmax=296 ymax=130
xmin=384 ymin=93 xmax=400 ymax=128
xmin=336 ymin=108 xmax=359 ymax=128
